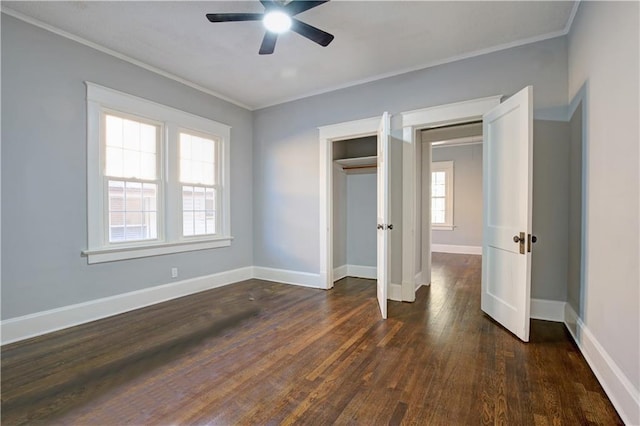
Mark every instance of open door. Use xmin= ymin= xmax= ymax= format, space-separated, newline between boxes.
xmin=376 ymin=112 xmax=390 ymax=319
xmin=481 ymin=86 xmax=533 ymax=342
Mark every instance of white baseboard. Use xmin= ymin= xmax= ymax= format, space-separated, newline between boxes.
xmin=414 ymin=271 xmax=430 ymax=289
xmin=564 ymin=304 xmax=639 ymax=425
xmin=432 ymin=244 xmax=482 ymax=255
xmin=253 ymin=266 xmax=321 ymax=289
xmin=347 ymin=265 xmax=376 ymax=279
xmin=333 ymin=264 xmax=376 ymax=281
xmin=530 ymin=298 xmax=565 ymax=322
xmin=333 ymin=264 xmax=348 ymax=281
xmin=0 ymin=266 xmax=254 ymax=345
xmin=389 ymin=283 xmax=402 ymax=302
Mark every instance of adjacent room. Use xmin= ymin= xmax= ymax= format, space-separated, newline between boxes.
xmin=1 ymin=1 xmax=638 ymax=424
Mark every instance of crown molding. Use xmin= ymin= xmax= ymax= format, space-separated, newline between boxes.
xmin=1 ymin=7 xmax=253 ymax=111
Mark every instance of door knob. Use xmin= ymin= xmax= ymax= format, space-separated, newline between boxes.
xmin=513 ymin=235 xmax=523 ymax=243
xmin=387 ymin=224 xmax=393 ymax=230
xmin=377 ymin=224 xmax=384 ymax=230
xmin=531 ymin=235 xmax=537 ymax=243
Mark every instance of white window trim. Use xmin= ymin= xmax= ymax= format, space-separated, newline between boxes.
xmin=431 ymin=160 xmax=454 ymax=230
xmin=83 ymin=82 xmax=231 ymax=264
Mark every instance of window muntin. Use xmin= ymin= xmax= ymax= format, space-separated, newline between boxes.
xmin=85 ymin=82 xmax=232 ymax=263
xmin=431 ymin=161 xmax=454 ymax=229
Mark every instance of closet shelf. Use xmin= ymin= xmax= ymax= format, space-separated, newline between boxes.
xmin=334 ymin=155 xmax=377 ymax=171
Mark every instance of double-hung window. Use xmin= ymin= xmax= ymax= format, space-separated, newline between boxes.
xmin=179 ymin=132 xmax=219 ymax=237
xmin=431 ymin=160 xmax=454 ymax=230
xmin=84 ymin=83 xmax=231 ymax=263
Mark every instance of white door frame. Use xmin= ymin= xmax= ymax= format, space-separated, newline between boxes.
xmin=400 ymin=96 xmax=502 ymax=301
xmin=319 ymin=116 xmax=379 ymax=290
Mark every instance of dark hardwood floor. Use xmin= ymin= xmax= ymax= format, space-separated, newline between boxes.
xmin=1 ymin=253 xmax=622 ymax=425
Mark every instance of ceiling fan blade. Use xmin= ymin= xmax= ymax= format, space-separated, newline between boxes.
xmin=285 ymin=1 xmax=329 ymax=16
xmin=291 ymin=18 xmax=334 ymax=47
xmin=259 ymin=32 xmax=278 ymax=55
xmin=206 ymin=13 xmax=264 ymax=23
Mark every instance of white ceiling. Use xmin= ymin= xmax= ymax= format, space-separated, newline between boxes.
xmin=3 ymin=1 xmax=577 ymax=110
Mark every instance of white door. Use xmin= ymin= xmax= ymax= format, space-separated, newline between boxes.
xmin=376 ymin=112 xmax=390 ymax=319
xmin=481 ymin=86 xmax=533 ymax=342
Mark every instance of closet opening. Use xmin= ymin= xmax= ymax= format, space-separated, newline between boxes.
xmin=332 ymin=135 xmax=378 ymax=285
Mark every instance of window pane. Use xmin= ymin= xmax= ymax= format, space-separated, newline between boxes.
xmin=108 ymin=180 xmax=157 ymax=243
xmin=183 ymin=211 xmax=194 ymax=236
xmin=105 ymin=114 xmax=157 ymax=180
xmin=179 ymin=132 xmax=216 ymax=185
xmin=205 ymin=188 xmax=214 ymax=211
xmin=206 ymin=211 xmax=216 ymax=234
xmin=106 ymin=147 xmax=123 ymax=177
xmin=432 ymin=183 xmax=445 ymax=197
xmin=182 ymin=184 xmax=216 ymax=237
xmin=140 ymin=124 xmax=156 ymax=153
xmin=143 ymin=183 xmax=157 ymax=209
xmin=194 ymin=186 xmax=206 ymax=210
xmin=432 ymin=211 xmax=445 ymax=224
xmin=433 ymin=197 xmax=445 ymax=212
xmin=105 ymin=115 xmax=123 ymax=148
xmin=124 ymin=150 xmax=141 ymax=178
xmin=123 ymin=119 xmax=141 ymax=151
xmin=183 ymin=186 xmax=193 ymax=210
xmin=194 ymin=211 xmax=206 ymax=235
xmin=180 ymin=134 xmax=192 ymax=159
xmin=140 ymin=153 xmax=156 ymax=180
xmin=145 ymin=212 xmax=158 ymax=239
xmin=108 ymin=180 xmax=125 ymax=211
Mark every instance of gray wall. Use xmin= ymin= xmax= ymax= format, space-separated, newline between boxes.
xmin=1 ymin=15 xmax=254 ymax=319
xmin=531 ymin=120 xmax=570 ymax=301
xmin=253 ymin=35 xmax=568 ymax=298
xmin=332 ymin=166 xmax=347 ymax=268
xmin=567 ymin=103 xmax=582 ymax=314
xmin=346 ymin=172 xmax=377 ymax=267
xmin=568 ymin=1 xmax=639 ymax=395
xmin=431 ymin=144 xmax=483 ymax=247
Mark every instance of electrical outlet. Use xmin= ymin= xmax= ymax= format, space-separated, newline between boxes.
xmin=171 ymin=267 xmax=178 ymax=278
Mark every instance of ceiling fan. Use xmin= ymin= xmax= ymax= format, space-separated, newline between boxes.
xmin=206 ymin=0 xmax=334 ymax=55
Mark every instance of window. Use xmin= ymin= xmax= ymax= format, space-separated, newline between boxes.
xmin=85 ymin=83 xmax=231 ymax=263
xmin=431 ymin=161 xmax=454 ymax=230
xmin=105 ymin=113 xmax=160 ymax=243
xmin=179 ymin=132 xmax=218 ymax=237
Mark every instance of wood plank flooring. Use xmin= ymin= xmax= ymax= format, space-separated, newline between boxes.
xmin=1 ymin=253 xmax=622 ymax=425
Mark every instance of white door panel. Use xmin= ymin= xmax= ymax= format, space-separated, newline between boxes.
xmin=376 ymin=112 xmax=390 ymax=319
xmin=481 ymin=86 xmax=533 ymax=342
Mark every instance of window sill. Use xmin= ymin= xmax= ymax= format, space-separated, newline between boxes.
xmin=82 ymin=237 xmax=233 ymax=264
xmin=432 ymin=225 xmax=455 ymax=231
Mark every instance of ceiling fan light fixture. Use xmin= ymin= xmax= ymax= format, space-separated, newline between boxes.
xmin=263 ymin=11 xmax=292 ymax=33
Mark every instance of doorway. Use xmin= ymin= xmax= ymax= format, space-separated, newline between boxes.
xmin=400 ymin=96 xmax=501 ymax=301
xmin=422 ymin=122 xmax=483 ymax=260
